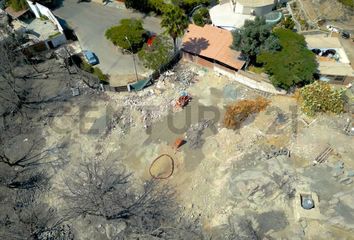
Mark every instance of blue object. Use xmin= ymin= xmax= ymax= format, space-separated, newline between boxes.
xmin=302 ymin=197 xmax=314 ymax=210
xmin=180 ymin=91 xmax=188 ymax=97
xmin=265 ymin=11 xmax=283 ymax=24
xmin=128 ymin=78 xmax=153 ymax=91
xmin=83 ymin=50 xmax=98 ymax=65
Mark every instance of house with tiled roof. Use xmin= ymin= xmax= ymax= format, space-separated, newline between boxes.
xmin=182 ymin=24 xmax=245 ymax=74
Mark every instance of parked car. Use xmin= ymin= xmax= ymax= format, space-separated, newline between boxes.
xmin=311 ymin=48 xmax=321 ymax=55
xmin=83 ymin=50 xmax=98 ymax=65
xmin=321 ymin=49 xmax=336 ymax=57
xmin=341 ymin=31 xmax=350 ymax=39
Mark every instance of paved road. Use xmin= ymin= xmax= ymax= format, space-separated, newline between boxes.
xmin=54 ymin=0 xmax=162 ymax=77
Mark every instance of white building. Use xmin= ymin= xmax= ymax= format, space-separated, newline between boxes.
xmin=210 ymin=0 xmax=286 ymax=30
xmin=305 ymin=35 xmax=354 ymax=84
xmin=6 ymin=1 xmax=66 ymax=50
xmin=230 ymin=0 xmax=287 ymax=16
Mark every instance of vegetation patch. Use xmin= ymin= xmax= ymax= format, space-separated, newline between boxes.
xmin=105 ymin=18 xmax=146 ymax=53
xmin=223 ymin=97 xmax=270 ymax=129
xmin=8 ymin=0 xmax=27 ymax=11
xmin=161 ymin=5 xmax=189 ymax=52
xmin=231 ymin=17 xmax=280 ymax=63
xmin=80 ymin=61 xmax=108 ymax=82
xmin=192 ymin=7 xmax=211 ymax=27
xmin=338 ymin=0 xmax=354 ymax=8
xmin=138 ymin=35 xmax=173 ymax=71
xmin=248 ymin=65 xmax=265 ymax=74
xmin=48 ymin=32 xmax=61 ymax=39
xmin=280 ymin=16 xmax=295 ymax=30
xmin=172 ymin=0 xmax=210 ymax=14
xmin=297 ymin=81 xmax=345 ymax=116
xmin=257 ymin=28 xmax=317 ymax=90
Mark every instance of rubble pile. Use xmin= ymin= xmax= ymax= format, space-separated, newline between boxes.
xmin=38 ymin=224 xmax=74 ymax=240
xmin=186 ymin=120 xmax=212 ymax=149
xmin=264 ymin=145 xmax=290 ymax=159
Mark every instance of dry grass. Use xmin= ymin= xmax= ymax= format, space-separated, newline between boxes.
xmin=223 ymin=97 xmax=270 ymax=129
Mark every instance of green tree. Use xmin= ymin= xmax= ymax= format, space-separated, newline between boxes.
xmin=257 ymin=28 xmax=317 ymax=90
xmin=231 ymin=16 xmax=280 ymax=62
xmin=124 ymin=0 xmax=151 ymax=13
xmin=105 ymin=18 xmax=146 ymax=53
xmin=172 ymin=0 xmax=210 ymax=14
xmin=192 ymin=7 xmax=211 ymax=27
xmin=298 ymin=81 xmax=345 ymax=116
xmin=138 ymin=35 xmax=173 ymax=71
xmin=161 ymin=5 xmax=189 ymax=52
xmin=149 ymin=0 xmax=168 ymax=14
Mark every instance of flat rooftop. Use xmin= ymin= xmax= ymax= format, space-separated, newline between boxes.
xmin=318 ymin=61 xmax=354 ymax=77
xmin=22 ymin=18 xmax=59 ymax=41
xmin=210 ymin=2 xmax=255 ymax=30
xmin=305 ymin=35 xmax=353 ymax=76
xmin=237 ymin=0 xmax=275 ymax=7
xmin=305 ymin=35 xmax=342 ymax=49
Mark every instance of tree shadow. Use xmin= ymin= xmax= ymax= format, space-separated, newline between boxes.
xmin=182 ymin=37 xmax=209 ymax=55
xmin=50 ymin=0 xmax=65 ymax=10
xmin=56 ymin=16 xmax=78 ymax=41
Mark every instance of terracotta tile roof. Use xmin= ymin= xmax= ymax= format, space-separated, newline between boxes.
xmin=182 ymin=24 xmax=245 ymax=70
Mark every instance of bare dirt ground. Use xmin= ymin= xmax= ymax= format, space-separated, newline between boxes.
xmin=37 ymin=62 xmax=354 ymax=239
xmin=300 ymin=0 xmax=354 ymax=30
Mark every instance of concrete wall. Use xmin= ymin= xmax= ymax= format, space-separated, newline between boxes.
xmin=48 ymin=33 xmax=67 ymax=48
xmin=235 ymin=2 xmax=274 ymax=15
xmin=253 ymin=4 xmax=274 ymax=15
xmin=183 ymin=51 xmax=286 ymax=95
xmin=27 ymin=1 xmax=64 ymax=33
xmin=320 ymin=75 xmax=353 ymax=85
xmin=215 ymin=67 xmax=286 ymax=94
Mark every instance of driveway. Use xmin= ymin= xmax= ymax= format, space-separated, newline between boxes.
xmin=53 ymin=0 xmax=162 ymax=79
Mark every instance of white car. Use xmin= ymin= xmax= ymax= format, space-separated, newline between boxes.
xmin=326 ymin=25 xmax=339 ymax=33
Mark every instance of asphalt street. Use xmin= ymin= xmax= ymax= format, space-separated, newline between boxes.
xmin=54 ymin=0 xmax=162 ymax=76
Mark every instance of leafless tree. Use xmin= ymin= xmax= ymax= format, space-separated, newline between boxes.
xmin=0 ymin=29 xmax=86 ymax=121
xmin=62 ymin=160 xmax=172 ymax=220
xmin=0 ymin=188 xmax=73 ymax=240
xmin=62 ymin=159 xmax=205 ymax=239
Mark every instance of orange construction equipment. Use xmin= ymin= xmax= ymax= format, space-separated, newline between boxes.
xmin=175 ymin=95 xmax=191 ymax=108
xmin=173 ymin=137 xmax=185 ymax=151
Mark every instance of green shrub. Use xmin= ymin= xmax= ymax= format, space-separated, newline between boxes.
xmin=80 ymin=62 xmax=108 ymax=82
xmin=40 ymin=15 xmax=49 ymax=21
xmin=172 ymin=0 xmax=210 ymax=14
xmin=105 ymin=19 xmax=146 ymax=53
xmin=338 ymin=0 xmax=354 ymax=8
xmin=280 ymin=16 xmax=295 ymax=30
xmin=138 ymin=35 xmax=173 ymax=71
xmin=93 ymin=67 xmax=108 ymax=82
xmin=298 ymin=81 xmax=345 ymax=116
xmin=80 ymin=61 xmax=93 ymax=73
xmin=192 ymin=7 xmax=211 ymax=26
xmin=149 ymin=0 xmax=167 ymax=14
xmin=124 ymin=0 xmax=151 ymax=13
xmin=48 ymin=32 xmax=61 ymax=39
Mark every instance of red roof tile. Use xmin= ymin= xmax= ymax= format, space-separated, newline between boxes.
xmin=182 ymin=24 xmax=245 ymax=70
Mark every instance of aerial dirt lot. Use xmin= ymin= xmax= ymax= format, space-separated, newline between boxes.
xmin=300 ymin=0 xmax=354 ymax=30
xmin=41 ymin=63 xmax=354 ymax=239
